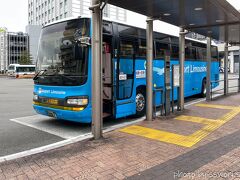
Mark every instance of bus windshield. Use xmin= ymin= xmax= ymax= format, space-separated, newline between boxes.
xmin=8 ymin=65 xmax=16 ymax=71
xmin=35 ymin=18 xmax=90 ymax=86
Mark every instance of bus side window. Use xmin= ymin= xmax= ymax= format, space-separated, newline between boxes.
xmin=137 ymin=39 xmax=146 ymax=58
xmin=120 ymin=39 xmax=134 ymax=57
xmin=155 ymin=41 xmax=169 ymax=59
xmin=171 ymin=45 xmax=179 ymax=59
xmin=196 ymin=48 xmax=207 ymax=61
xmin=185 ymin=46 xmax=196 ymax=60
xmin=211 ymin=46 xmax=218 ymax=61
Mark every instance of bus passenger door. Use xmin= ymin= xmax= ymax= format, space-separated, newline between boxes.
xmin=115 ymin=38 xmax=136 ymax=119
xmin=103 ymin=40 xmax=114 ymax=118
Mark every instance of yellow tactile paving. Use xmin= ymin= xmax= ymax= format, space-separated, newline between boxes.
xmin=120 ymin=104 xmax=240 ymax=148
xmin=195 ymin=103 xmax=236 ymax=110
xmin=220 ymin=108 xmax=240 ymax=122
xmin=120 ymin=125 xmax=197 ymax=147
xmin=175 ymin=115 xmax=220 ymax=125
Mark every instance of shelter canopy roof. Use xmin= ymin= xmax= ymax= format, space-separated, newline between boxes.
xmin=104 ymin=0 xmax=240 ymax=44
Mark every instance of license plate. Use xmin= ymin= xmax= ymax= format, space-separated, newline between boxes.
xmin=47 ymin=99 xmax=58 ymax=105
xmin=47 ymin=111 xmax=57 ymax=118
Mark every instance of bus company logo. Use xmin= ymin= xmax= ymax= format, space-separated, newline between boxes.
xmin=38 ymin=88 xmax=50 ymax=94
xmin=185 ymin=65 xmax=207 ymax=73
xmin=144 ymin=61 xmax=165 ymax=76
xmin=153 ymin=67 xmax=164 ymax=76
xmin=38 ymin=88 xmax=66 ymax=95
xmin=38 ymin=88 xmax=43 ymax=94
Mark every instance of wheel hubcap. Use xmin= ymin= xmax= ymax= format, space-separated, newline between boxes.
xmin=204 ymin=86 xmax=207 ymax=95
xmin=136 ymin=93 xmax=145 ymax=112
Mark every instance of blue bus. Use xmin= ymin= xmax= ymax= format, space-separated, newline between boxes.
xmin=33 ymin=17 xmax=219 ymax=123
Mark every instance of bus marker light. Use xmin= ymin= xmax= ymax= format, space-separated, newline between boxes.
xmin=67 ymin=98 xmax=88 ymax=106
xmin=33 ymin=101 xmax=85 ymax=112
xmin=33 ymin=94 xmax=38 ymax=101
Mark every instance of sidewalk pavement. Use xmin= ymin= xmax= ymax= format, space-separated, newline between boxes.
xmin=0 ymin=94 xmax=240 ymax=180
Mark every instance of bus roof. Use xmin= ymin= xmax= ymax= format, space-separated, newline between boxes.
xmin=9 ymin=64 xmax=20 ymax=66
xmin=43 ymin=16 xmax=85 ymax=28
xmin=15 ymin=65 xmax=35 ymax=67
xmin=42 ymin=16 xmax=215 ymax=47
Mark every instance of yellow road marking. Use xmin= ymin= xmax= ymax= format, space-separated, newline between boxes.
xmin=120 ymin=104 xmax=240 ymax=148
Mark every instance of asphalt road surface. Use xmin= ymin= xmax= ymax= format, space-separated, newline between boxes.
xmin=0 ymin=74 xmax=238 ymax=157
xmin=0 ymin=78 xmax=63 ymax=156
xmin=0 ymin=77 xmax=144 ymax=157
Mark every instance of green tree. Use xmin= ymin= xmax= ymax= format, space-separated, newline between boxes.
xmin=0 ymin=28 xmax=6 ymax=33
xmin=19 ymin=51 xmax=32 ymax=65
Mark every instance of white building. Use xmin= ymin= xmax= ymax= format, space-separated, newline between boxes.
xmin=229 ymin=46 xmax=240 ymax=73
xmin=28 ymin=0 xmax=127 ymax=64
xmin=28 ymin=0 xmax=127 ymax=26
xmin=0 ymin=28 xmax=8 ymax=73
xmin=218 ymin=44 xmax=240 ymax=73
xmin=25 ymin=25 xmax=42 ymax=64
xmin=0 ymin=30 xmax=30 ymax=72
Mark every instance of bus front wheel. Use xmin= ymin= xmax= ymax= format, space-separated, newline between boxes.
xmin=201 ymin=79 xmax=207 ymax=97
xmin=135 ymin=89 xmax=146 ymax=117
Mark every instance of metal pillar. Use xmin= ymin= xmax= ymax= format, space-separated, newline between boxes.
xmin=146 ymin=17 xmax=153 ymax=121
xmin=239 ymin=46 xmax=240 ymax=92
xmin=178 ymin=28 xmax=185 ymax=111
xmin=206 ymin=37 xmax=212 ymax=101
xmin=224 ymin=42 xmax=229 ymax=95
xmin=91 ymin=0 xmax=102 ymax=139
xmin=238 ymin=26 xmax=240 ymax=92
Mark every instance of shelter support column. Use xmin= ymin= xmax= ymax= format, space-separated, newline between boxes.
xmin=91 ymin=0 xmax=102 ymax=139
xmin=224 ymin=42 xmax=229 ymax=95
xmin=239 ymin=46 xmax=240 ymax=92
xmin=178 ymin=28 xmax=185 ymax=111
xmin=146 ymin=17 xmax=153 ymax=121
xmin=206 ymin=37 xmax=212 ymax=101
xmin=238 ymin=25 xmax=240 ymax=92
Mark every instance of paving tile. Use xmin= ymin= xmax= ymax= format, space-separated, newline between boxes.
xmin=0 ymin=94 xmax=240 ymax=179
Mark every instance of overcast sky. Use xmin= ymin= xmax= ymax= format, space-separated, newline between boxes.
xmin=0 ymin=0 xmax=239 ymax=32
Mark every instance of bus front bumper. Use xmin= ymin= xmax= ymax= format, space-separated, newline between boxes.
xmin=33 ymin=104 xmax=92 ymax=123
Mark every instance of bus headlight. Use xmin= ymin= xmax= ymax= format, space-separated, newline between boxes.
xmin=33 ymin=94 xmax=38 ymax=101
xmin=67 ymin=97 xmax=88 ymax=106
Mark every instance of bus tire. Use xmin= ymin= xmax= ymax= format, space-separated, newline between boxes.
xmin=135 ymin=88 xmax=146 ymax=117
xmin=200 ymin=79 xmax=207 ymax=97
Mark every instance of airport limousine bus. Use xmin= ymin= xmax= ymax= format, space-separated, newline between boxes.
xmin=33 ymin=17 xmax=219 ymax=123
xmin=8 ymin=64 xmax=35 ymax=78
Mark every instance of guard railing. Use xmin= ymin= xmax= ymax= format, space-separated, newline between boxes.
xmin=210 ymin=78 xmax=240 ymax=100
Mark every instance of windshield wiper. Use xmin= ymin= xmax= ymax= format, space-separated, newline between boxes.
xmin=34 ymin=68 xmax=78 ymax=82
xmin=57 ymin=73 xmax=77 ymax=82
xmin=33 ymin=70 xmax=47 ymax=80
xmin=47 ymin=71 xmax=77 ymax=82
